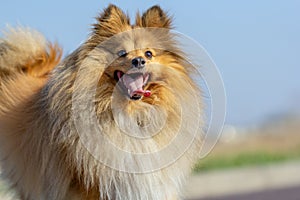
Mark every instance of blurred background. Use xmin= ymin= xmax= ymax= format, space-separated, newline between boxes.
xmin=1 ymin=0 xmax=300 ymax=199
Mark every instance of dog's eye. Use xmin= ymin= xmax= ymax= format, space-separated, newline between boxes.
xmin=145 ymin=51 xmax=153 ymax=59
xmin=118 ymin=50 xmax=127 ymax=57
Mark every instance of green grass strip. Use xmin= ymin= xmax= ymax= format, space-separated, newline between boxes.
xmin=193 ymin=149 xmax=300 ymax=173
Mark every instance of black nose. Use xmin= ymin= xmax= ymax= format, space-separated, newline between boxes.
xmin=132 ymin=57 xmax=146 ymax=69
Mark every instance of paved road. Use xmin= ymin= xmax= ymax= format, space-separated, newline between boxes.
xmin=190 ymin=185 xmax=300 ymax=200
xmin=184 ymin=161 xmax=300 ymax=200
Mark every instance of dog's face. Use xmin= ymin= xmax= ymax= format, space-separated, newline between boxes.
xmin=106 ymin=48 xmax=158 ymax=101
xmin=82 ymin=5 xmax=194 ymax=107
xmin=104 ymin=44 xmax=186 ymax=103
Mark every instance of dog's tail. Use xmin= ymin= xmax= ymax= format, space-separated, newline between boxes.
xmin=0 ymin=27 xmax=62 ymax=79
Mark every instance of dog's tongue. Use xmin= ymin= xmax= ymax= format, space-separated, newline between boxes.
xmin=122 ymin=74 xmax=146 ymax=97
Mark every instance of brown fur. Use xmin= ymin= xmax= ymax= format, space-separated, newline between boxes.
xmin=0 ymin=5 xmax=203 ymax=200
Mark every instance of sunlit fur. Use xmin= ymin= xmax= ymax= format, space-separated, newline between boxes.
xmin=0 ymin=5 xmax=203 ymax=200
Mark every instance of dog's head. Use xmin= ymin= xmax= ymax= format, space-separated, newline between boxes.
xmin=78 ymin=5 xmax=196 ymax=105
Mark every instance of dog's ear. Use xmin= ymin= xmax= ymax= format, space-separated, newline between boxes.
xmin=94 ymin=4 xmax=130 ymax=37
xmin=136 ymin=5 xmax=172 ymax=28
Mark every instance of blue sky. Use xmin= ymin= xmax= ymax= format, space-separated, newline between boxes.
xmin=1 ymin=0 xmax=300 ymax=126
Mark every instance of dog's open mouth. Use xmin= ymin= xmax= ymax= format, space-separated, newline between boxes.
xmin=114 ymin=70 xmax=151 ymax=100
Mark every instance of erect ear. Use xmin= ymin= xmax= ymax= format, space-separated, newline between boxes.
xmin=136 ymin=5 xmax=172 ymax=28
xmin=93 ymin=4 xmax=130 ymax=37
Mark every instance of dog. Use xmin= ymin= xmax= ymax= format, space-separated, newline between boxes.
xmin=0 ymin=4 xmax=203 ymax=200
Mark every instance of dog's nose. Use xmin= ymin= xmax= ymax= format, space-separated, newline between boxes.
xmin=132 ymin=57 xmax=146 ymax=69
